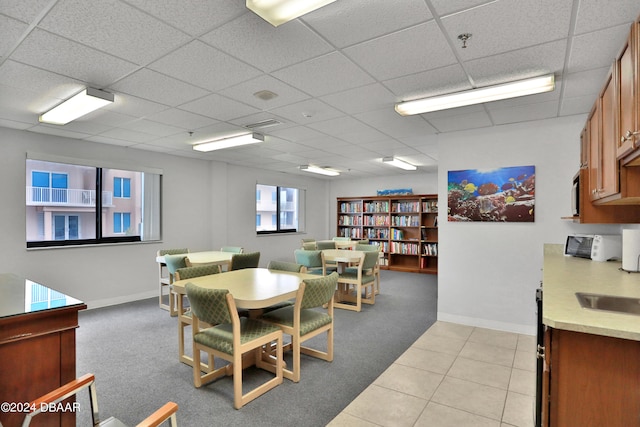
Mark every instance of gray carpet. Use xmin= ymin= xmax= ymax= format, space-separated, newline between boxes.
xmin=75 ymin=270 xmax=437 ymax=426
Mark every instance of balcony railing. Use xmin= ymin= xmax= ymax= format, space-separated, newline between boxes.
xmin=26 ymin=187 xmax=113 ymax=207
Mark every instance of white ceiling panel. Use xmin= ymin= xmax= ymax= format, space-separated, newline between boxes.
xmin=1 ymin=0 xmax=639 ymax=178
xmin=302 ymin=0 xmax=432 ymax=48
xmin=203 ymin=12 xmax=333 ymax=73
xmin=344 ymin=22 xmax=458 ymax=81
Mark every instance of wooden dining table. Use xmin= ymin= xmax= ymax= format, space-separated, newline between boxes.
xmin=172 ymin=268 xmax=318 ymax=370
xmin=155 ymin=250 xmax=234 ymax=269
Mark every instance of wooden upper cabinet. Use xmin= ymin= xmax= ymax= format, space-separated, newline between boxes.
xmin=588 ymin=102 xmax=600 ymax=201
xmin=617 ymin=22 xmax=638 ymax=159
xmin=599 ymin=69 xmax=620 ymax=200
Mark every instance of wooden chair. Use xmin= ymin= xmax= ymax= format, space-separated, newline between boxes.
xmin=21 ymin=373 xmax=178 ymax=426
xmin=294 ymin=249 xmax=324 ymax=275
xmin=316 ymin=240 xmax=336 ymax=250
xmin=260 ymin=272 xmax=337 ymax=382
xmin=174 ymin=264 xmax=222 ymax=370
xmin=302 ymin=241 xmax=317 ymax=250
xmin=157 ymin=248 xmax=188 ymax=312
xmin=186 ymin=284 xmax=283 ymax=409
xmin=229 ymin=251 xmax=260 ymax=271
xmin=220 ymin=246 xmax=244 ymax=253
xmin=164 ymin=254 xmax=189 ymax=316
xmin=355 ymin=243 xmax=382 ymax=295
xmin=334 ymin=251 xmax=378 ymax=312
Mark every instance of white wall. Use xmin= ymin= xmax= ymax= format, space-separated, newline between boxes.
xmin=0 ymin=127 xmax=329 ymax=308
xmin=437 ymin=115 xmax=622 ymax=335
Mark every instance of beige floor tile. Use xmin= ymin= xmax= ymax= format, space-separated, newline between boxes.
xmin=423 ymin=321 xmax=474 ymax=341
xmin=468 ymin=327 xmax=519 ymax=350
xmin=513 ymin=349 xmax=536 ymax=372
xmin=459 ymin=341 xmax=516 ymax=367
xmin=516 ymin=334 xmax=536 ymax=353
xmin=415 ymin=402 xmax=501 ymax=427
xmin=447 ymin=356 xmax=512 ymax=390
xmin=395 ymin=347 xmax=457 ymax=375
xmin=343 ymin=384 xmax=428 ymax=427
xmin=374 ymin=363 xmax=444 ymax=400
xmin=502 ymin=391 xmax=535 ymax=427
xmin=412 ymin=333 xmax=467 ymax=356
xmin=431 ymin=376 xmax=507 ymax=421
xmin=326 ymin=412 xmax=379 ymax=427
xmin=508 ymin=368 xmax=536 ymax=396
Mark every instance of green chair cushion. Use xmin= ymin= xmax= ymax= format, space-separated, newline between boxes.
xmin=194 ymin=318 xmax=282 ymax=355
xmin=261 ymin=307 xmax=332 ymax=336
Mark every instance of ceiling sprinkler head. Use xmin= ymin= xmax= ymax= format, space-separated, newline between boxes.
xmin=458 ymin=33 xmax=472 ymax=48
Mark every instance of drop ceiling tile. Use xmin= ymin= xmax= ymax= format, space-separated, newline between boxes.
xmin=268 ymin=125 xmax=326 ymax=142
xmin=429 ymin=0 xmax=496 ymax=16
xmin=269 ymin=99 xmax=344 ymax=125
xmin=426 ymin=110 xmax=493 ymax=133
xmin=0 ymin=0 xmax=53 ymax=23
xmin=308 ymin=116 xmax=388 ymax=143
xmin=147 ymin=108 xmax=219 ymax=131
xmin=272 ymin=52 xmax=375 ymax=97
xmin=320 ymin=83 xmax=397 ymax=115
xmin=265 ymin=138 xmax=314 ymax=154
xmin=99 ymin=127 xmax=157 ymax=143
xmin=28 ymin=124 xmax=93 ymax=139
xmin=125 ymin=0 xmax=247 ymax=36
xmin=102 ymin=94 xmax=169 ymax=118
xmin=464 ymin=39 xmax=567 ymax=87
xmin=11 ymin=29 xmax=138 ymax=86
xmin=489 ymin=100 xmax=560 ymax=125
xmin=38 ymin=0 xmax=191 ymax=64
xmin=148 ymin=40 xmax=262 ymax=92
xmin=303 ymin=0 xmax=432 ymax=48
xmin=483 ymin=80 xmax=562 ymax=110
xmin=0 ymin=83 xmax=57 ymax=123
xmin=109 ymin=68 xmax=210 ymax=107
xmin=227 ymin=111 xmax=294 ymax=131
xmin=118 ymin=119 xmax=185 ymax=137
xmin=0 ymin=15 xmax=28 ymax=57
xmin=179 ymin=93 xmax=260 ymax=121
xmin=355 ymin=108 xmax=438 ymax=139
xmin=574 ymin=0 xmax=639 ymax=35
xmin=568 ymin=24 xmax=630 ymax=73
xmin=0 ymin=118 xmax=33 ymax=130
xmin=559 ymin=95 xmax=595 ymax=116
xmin=441 ymin=0 xmax=573 ymax=61
xmin=0 ymin=60 xmax=83 ymax=99
xmin=562 ymin=67 xmax=609 ymax=98
xmin=384 ymin=64 xmax=471 ymax=99
xmin=344 ymin=21 xmax=457 ymax=81
xmin=219 ymin=75 xmax=310 ymax=110
xmin=202 ymin=12 xmax=333 ymax=73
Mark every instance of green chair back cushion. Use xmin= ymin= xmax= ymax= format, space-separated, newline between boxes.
xmin=294 ymin=249 xmax=322 ymax=269
xmin=185 ymin=284 xmax=232 ymax=325
xmin=159 ymin=248 xmax=189 ymax=256
xmin=164 ymin=254 xmax=188 ymax=274
xmin=301 ymin=272 xmax=338 ymax=309
xmin=175 ymin=264 xmax=220 ymax=280
xmin=267 ymin=260 xmax=304 ymax=272
xmin=230 ymin=251 xmax=260 ymax=270
xmin=221 ymin=246 xmax=243 ymax=253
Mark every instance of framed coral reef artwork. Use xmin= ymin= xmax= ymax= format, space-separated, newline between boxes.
xmin=447 ymin=165 xmax=535 ymax=222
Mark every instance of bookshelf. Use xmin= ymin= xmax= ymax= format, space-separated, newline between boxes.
xmin=337 ymin=194 xmax=438 ymax=274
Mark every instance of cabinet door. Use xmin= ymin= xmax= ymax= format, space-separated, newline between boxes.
xmin=617 ymin=29 xmax=637 ymax=158
xmin=580 ymin=125 xmax=588 ymax=169
xmin=594 ymin=70 xmax=619 ymax=200
xmin=588 ymin=102 xmax=601 ymax=201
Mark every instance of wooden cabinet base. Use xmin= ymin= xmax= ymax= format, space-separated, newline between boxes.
xmin=547 ymin=328 xmax=640 ymax=427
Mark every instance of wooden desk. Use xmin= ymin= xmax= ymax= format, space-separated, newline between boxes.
xmin=0 ymin=274 xmax=86 ymax=427
xmin=172 ymin=268 xmax=317 ymax=368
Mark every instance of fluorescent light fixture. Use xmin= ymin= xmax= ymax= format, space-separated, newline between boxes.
xmin=39 ymin=88 xmax=114 ymax=125
xmin=382 ymin=157 xmax=417 ymax=171
xmin=246 ymin=0 xmax=337 ymax=27
xmin=395 ymin=74 xmax=555 ymax=116
xmin=193 ymin=133 xmax=264 ymax=152
xmin=299 ymin=165 xmax=340 ymax=176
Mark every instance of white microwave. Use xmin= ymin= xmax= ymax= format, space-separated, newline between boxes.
xmin=564 ymin=234 xmax=622 ymax=262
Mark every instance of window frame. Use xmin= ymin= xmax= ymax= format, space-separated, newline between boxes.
xmin=26 ymin=152 xmax=162 ymax=249
xmin=256 ymin=183 xmax=305 ymax=235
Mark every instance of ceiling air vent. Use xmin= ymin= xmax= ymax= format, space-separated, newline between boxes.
xmin=243 ymin=119 xmax=283 ymax=130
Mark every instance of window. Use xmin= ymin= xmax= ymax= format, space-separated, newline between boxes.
xmin=113 ymin=212 xmax=131 ymax=234
xmin=256 ymin=184 xmax=305 ymax=234
xmin=26 ymin=155 xmax=162 ymax=248
xmin=114 ymin=177 xmax=131 ymax=198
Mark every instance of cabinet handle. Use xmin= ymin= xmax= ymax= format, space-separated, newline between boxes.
xmin=620 ymin=130 xmax=640 ymax=143
xmin=536 ymin=344 xmax=545 ymax=359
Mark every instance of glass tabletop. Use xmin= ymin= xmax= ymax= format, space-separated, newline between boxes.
xmin=0 ymin=273 xmax=84 ymax=318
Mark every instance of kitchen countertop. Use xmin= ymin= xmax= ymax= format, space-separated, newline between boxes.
xmin=543 ymin=244 xmax=640 ymax=341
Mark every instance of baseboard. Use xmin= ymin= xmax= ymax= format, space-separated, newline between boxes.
xmin=437 ymin=312 xmax=536 ymax=336
xmin=84 ymin=290 xmax=157 ymax=310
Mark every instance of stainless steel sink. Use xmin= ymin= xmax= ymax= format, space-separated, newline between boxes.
xmin=575 ymin=292 xmax=640 ymax=315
